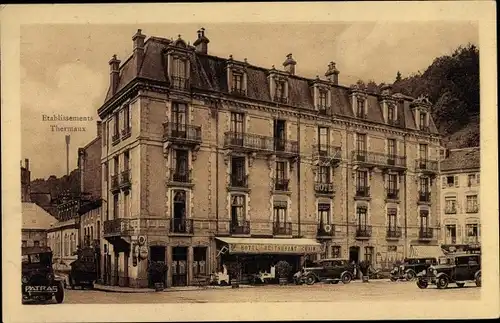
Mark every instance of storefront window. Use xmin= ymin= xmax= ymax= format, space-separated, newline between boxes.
xmin=364 ymin=246 xmax=374 ymax=265
xmin=193 ymin=247 xmax=207 ymax=276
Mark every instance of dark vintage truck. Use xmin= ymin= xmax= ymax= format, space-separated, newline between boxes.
xmin=22 ymin=246 xmax=64 ymax=304
xmin=68 ymin=246 xmax=98 ymax=289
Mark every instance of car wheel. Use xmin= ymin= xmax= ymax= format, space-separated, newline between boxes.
xmin=416 ymin=279 xmax=428 ymax=289
xmin=475 ymin=273 xmax=481 ymax=287
xmin=437 ymin=276 xmax=449 ymax=289
xmin=54 ymin=283 xmax=64 ymax=304
xmin=341 ymin=273 xmax=352 ymax=284
xmin=456 ymin=282 xmax=465 ymax=288
xmin=405 ymin=270 xmax=416 ymax=281
xmin=305 ymin=275 xmax=316 ymax=285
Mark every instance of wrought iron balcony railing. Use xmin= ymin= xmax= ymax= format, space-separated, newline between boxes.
xmin=230 ymin=175 xmax=248 ymax=188
xmin=313 ymin=144 xmax=342 ymax=161
xmin=103 ymin=218 xmax=131 ymax=237
xmin=317 ymin=223 xmax=335 ymax=237
xmin=120 ymin=170 xmax=131 ymax=189
xmin=419 ymin=227 xmax=433 ymax=239
xmin=466 ymin=206 xmax=479 ymax=213
xmin=445 ymin=207 xmax=457 ymax=214
xmin=274 ymin=178 xmax=290 ymax=191
xmin=415 ymin=159 xmax=439 ymax=172
xmin=355 ymin=186 xmax=370 ymax=198
xmin=418 ymin=191 xmax=431 ymax=203
xmin=230 ymin=220 xmax=250 ymax=235
xmin=274 ymin=138 xmax=299 ymax=155
xmin=170 ymin=76 xmax=190 ymax=91
xmin=224 ymin=132 xmax=273 ymax=151
xmin=355 ymin=225 xmax=372 ymax=238
xmin=111 ymin=174 xmax=120 ymax=192
xmin=170 ymin=218 xmax=194 ymax=234
xmin=314 ymin=182 xmax=334 ymax=194
xmin=171 ymin=172 xmax=191 ymax=183
xmin=352 ymin=150 xmax=407 ymax=168
xmin=386 ymin=227 xmax=402 ymax=239
xmin=386 ymin=189 xmax=399 ymax=200
xmin=273 ymin=222 xmax=292 ymax=236
xmin=163 ymin=122 xmax=202 ymax=144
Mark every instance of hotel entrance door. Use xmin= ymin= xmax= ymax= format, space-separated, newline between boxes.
xmin=172 ymin=247 xmax=188 ymax=286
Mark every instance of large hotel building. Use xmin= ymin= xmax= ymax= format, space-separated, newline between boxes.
xmin=98 ymin=29 xmax=442 ymax=288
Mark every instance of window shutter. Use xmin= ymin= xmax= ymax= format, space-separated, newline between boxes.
xmin=454 ymin=175 xmax=459 ymax=187
xmin=442 ymin=176 xmax=447 ymax=189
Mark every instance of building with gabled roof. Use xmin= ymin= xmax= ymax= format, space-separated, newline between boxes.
xmin=98 ymin=28 xmax=442 ymax=288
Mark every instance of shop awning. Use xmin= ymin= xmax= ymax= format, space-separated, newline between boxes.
xmin=409 ymin=245 xmax=446 ymax=258
xmin=216 ymin=237 xmax=322 ymax=254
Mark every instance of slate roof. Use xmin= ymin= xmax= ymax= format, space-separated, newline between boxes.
xmin=103 ymin=33 xmax=441 ymax=135
xmin=440 ymin=147 xmax=480 ymax=172
xmin=22 ymin=202 xmax=58 ymax=230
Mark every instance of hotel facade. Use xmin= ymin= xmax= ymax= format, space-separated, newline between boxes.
xmin=98 ymin=29 xmax=442 ymax=288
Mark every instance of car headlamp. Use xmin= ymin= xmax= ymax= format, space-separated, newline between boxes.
xmin=433 ymin=269 xmax=438 ymax=276
xmin=22 ymin=276 xmax=28 ymax=284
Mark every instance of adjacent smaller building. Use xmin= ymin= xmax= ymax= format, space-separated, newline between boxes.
xmin=439 ymin=147 xmax=480 ymax=249
xmin=22 ymin=202 xmax=58 ymax=248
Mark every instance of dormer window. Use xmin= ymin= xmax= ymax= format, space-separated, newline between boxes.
xmin=166 ymin=36 xmax=191 ymax=92
xmin=318 ymin=90 xmax=328 ymax=113
xmin=387 ymin=104 xmax=395 ymax=123
xmin=356 ymin=99 xmax=366 ymax=118
xmin=227 ymin=56 xmax=248 ymax=97
xmin=275 ymin=80 xmax=285 ymax=102
xmin=232 ymin=72 xmax=243 ymax=94
xmin=419 ymin=112 xmax=428 ymax=131
xmin=268 ymin=70 xmax=289 ymax=104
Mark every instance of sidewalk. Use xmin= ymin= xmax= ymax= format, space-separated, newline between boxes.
xmin=93 ymin=283 xmax=254 ymax=293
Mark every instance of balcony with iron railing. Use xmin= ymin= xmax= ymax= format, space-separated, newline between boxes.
xmin=386 ymin=189 xmax=399 ymax=200
xmin=317 ymin=223 xmax=335 ymax=238
xmin=355 ymin=186 xmax=370 ymax=199
xmin=352 ymin=150 xmax=407 ymax=170
xmin=163 ymin=122 xmax=202 ymax=146
xmin=273 ymin=138 xmax=299 ymax=156
xmin=314 ymin=181 xmax=335 ymax=194
xmin=386 ymin=226 xmax=402 ymax=240
xmin=418 ymin=227 xmax=434 ymax=240
xmin=273 ymin=222 xmax=292 ymax=236
xmin=170 ymin=218 xmax=194 ymax=235
xmin=445 ymin=206 xmax=457 ymax=214
xmin=274 ymin=178 xmax=290 ymax=192
xmin=120 ymin=169 xmax=131 ymax=190
xmin=224 ymin=132 xmax=273 ymax=152
xmin=103 ymin=218 xmax=131 ymax=238
xmin=415 ymin=159 xmax=439 ymax=174
xmin=170 ymin=172 xmax=191 ymax=184
xmin=170 ymin=76 xmax=190 ymax=91
xmin=230 ymin=220 xmax=251 ymax=235
xmin=355 ymin=225 xmax=372 ymax=239
xmin=418 ymin=191 xmax=431 ymax=203
xmin=313 ymin=144 xmax=342 ymax=164
xmin=466 ymin=205 xmax=479 ymax=213
xmin=111 ymin=174 xmax=120 ymax=192
xmin=230 ymin=174 xmax=248 ymax=189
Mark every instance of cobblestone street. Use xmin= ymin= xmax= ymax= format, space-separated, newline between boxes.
xmin=49 ymin=280 xmax=481 ymax=304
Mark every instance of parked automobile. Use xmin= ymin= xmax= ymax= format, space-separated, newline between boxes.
xmin=416 ymin=253 xmax=481 ymax=289
xmin=22 ymin=246 xmax=64 ymax=304
xmin=68 ymin=246 xmax=98 ymax=289
xmin=294 ymin=258 xmax=355 ymax=285
xmin=390 ymin=257 xmax=437 ymax=281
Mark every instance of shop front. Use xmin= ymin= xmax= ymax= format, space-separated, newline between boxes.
xmin=215 ymin=237 xmax=322 ymax=284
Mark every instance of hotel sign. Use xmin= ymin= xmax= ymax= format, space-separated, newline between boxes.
xmin=228 ymin=243 xmax=322 ymax=254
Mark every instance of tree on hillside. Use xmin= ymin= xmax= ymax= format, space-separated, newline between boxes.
xmin=395 ymin=71 xmax=402 ymax=83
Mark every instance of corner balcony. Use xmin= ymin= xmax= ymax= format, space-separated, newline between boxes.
xmin=110 ymin=174 xmax=120 ymax=193
xmin=415 ymin=159 xmax=438 ymax=175
xmin=230 ymin=220 xmax=251 ymax=235
xmin=170 ymin=76 xmax=190 ymax=91
xmin=312 ymin=144 xmax=342 ymax=166
xmin=386 ymin=227 xmax=402 ymax=240
xmin=224 ymin=132 xmax=273 ymax=153
xmin=169 ymin=218 xmax=194 ymax=235
xmin=314 ymin=182 xmax=335 ymax=195
xmin=163 ymin=122 xmax=202 ymax=148
xmin=418 ymin=191 xmax=431 ymax=204
xmin=352 ymin=150 xmax=407 ymax=171
xmin=418 ymin=227 xmax=434 ymax=241
xmin=273 ymin=222 xmax=292 ymax=236
xmin=103 ymin=218 xmax=131 ymax=246
xmin=119 ymin=170 xmax=131 ymax=190
xmin=273 ymin=138 xmax=299 ymax=158
xmin=355 ymin=225 xmax=372 ymax=240
xmin=317 ymin=223 xmax=335 ymax=238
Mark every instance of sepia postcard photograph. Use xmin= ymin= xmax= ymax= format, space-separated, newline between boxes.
xmin=1 ymin=2 xmax=498 ymax=322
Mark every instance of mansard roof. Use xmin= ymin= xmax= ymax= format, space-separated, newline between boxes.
xmin=102 ymin=35 xmax=440 ymax=135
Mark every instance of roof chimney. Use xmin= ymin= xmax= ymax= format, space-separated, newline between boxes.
xmin=193 ymin=27 xmax=210 ymax=54
xmin=283 ymin=53 xmax=296 ymax=75
xmin=108 ymin=54 xmax=121 ymax=96
xmin=325 ymin=61 xmax=340 ymax=85
xmin=132 ymin=29 xmax=146 ymax=75
xmin=96 ymin=120 xmax=102 ymax=138
xmin=24 ymin=158 xmax=29 ymax=170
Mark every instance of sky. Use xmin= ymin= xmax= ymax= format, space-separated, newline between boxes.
xmin=20 ymin=22 xmax=478 ymax=180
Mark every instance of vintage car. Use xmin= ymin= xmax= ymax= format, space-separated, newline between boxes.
xmin=68 ymin=247 xmax=98 ymax=289
xmin=294 ymin=258 xmax=355 ymax=285
xmin=22 ymin=246 xmax=64 ymax=304
xmin=416 ymin=253 xmax=481 ymax=289
xmin=390 ymin=257 xmax=437 ymax=281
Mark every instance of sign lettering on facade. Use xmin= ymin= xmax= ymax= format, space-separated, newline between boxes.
xmin=228 ymin=243 xmax=321 ymax=254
